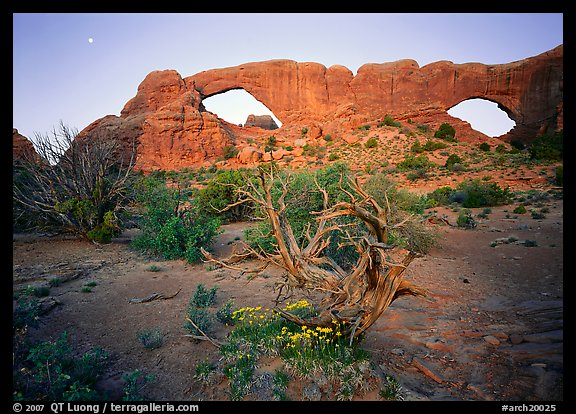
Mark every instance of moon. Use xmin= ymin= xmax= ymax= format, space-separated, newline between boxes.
xmin=88 ymin=37 xmax=94 ymax=44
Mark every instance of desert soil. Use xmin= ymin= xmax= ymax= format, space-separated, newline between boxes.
xmin=13 ymin=197 xmax=563 ymax=402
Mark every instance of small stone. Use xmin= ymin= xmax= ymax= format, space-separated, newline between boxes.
xmin=463 ymin=278 xmax=470 ymax=284
xmin=391 ymin=348 xmax=405 ymax=356
xmin=492 ymin=332 xmax=509 ymax=341
xmin=510 ymin=334 xmax=524 ymax=345
xmin=483 ymin=335 xmax=501 ymax=346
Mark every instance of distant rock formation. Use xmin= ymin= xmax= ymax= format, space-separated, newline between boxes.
xmin=244 ymin=114 xmax=278 ymax=130
xmin=13 ymin=128 xmax=39 ymax=162
xmin=70 ymin=45 xmax=562 ymax=172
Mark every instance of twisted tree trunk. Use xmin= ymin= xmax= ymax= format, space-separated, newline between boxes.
xmin=202 ymin=167 xmax=426 ymax=342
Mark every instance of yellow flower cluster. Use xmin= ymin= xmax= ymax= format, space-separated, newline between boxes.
xmin=282 ymin=299 xmax=312 ymax=312
xmin=278 ymin=324 xmax=339 ymax=351
xmin=231 ymin=306 xmax=271 ymax=323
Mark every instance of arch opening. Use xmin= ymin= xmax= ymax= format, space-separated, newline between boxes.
xmin=447 ymin=98 xmax=516 ymax=138
xmin=202 ymin=88 xmax=282 ymax=129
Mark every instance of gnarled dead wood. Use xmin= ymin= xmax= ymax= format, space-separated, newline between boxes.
xmin=202 ymin=166 xmax=427 ymax=342
xmin=128 ymin=288 xmax=182 ymax=303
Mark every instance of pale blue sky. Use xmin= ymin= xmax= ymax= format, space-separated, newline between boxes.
xmin=13 ymin=13 xmax=563 ymax=140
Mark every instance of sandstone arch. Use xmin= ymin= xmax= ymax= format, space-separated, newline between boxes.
xmin=448 ymin=97 xmax=516 ymax=137
xmin=73 ymin=45 xmax=562 ymax=171
xmin=201 ymin=87 xmax=281 ymax=129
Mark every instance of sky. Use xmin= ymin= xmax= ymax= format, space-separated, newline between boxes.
xmin=13 ymin=13 xmax=563 ymax=142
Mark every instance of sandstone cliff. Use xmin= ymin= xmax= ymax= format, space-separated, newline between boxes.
xmin=70 ymin=45 xmax=563 ymax=172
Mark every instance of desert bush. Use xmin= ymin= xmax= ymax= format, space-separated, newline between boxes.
xmin=422 ymin=140 xmax=448 ymax=151
xmin=137 ymin=328 xmax=165 ymax=349
xmin=244 ymin=163 xmax=359 ymax=267
xmin=378 ymin=114 xmax=402 ymax=128
xmin=513 ymin=205 xmax=527 ymax=214
xmin=184 ymin=284 xmax=219 ymax=336
xmin=416 ymin=124 xmax=430 ymax=134
xmin=13 ymin=331 xmax=109 ymax=401
xmin=427 ymin=179 xmax=511 ymax=208
xmin=445 ymin=154 xmax=463 ymax=170
xmin=13 ymin=122 xmax=135 ymax=240
xmin=222 ymin=145 xmax=239 ymax=160
xmin=555 ymin=165 xmax=563 ymax=186
xmin=365 ymin=137 xmax=378 ymax=149
xmin=528 ymin=130 xmax=563 ymax=161
xmin=131 ymin=179 xmax=220 ymax=263
xmin=456 ymin=209 xmax=477 ymax=229
xmin=396 ymin=154 xmax=435 ymax=172
xmin=191 ymin=283 xmax=218 ymax=308
xmin=411 ymin=141 xmax=424 ymax=153
xmin=479 ymin=142 xmax=491 ymax=152
xmin=433 ymin=123 xmax=457 ymax=142
xmin=426 ymin=186 xmax=453 ymax=207
xmin=197 ymin=169 xmax=255 ymax=222
xmin=495 ymin=144 xmax=507 ymax=153
xmin=453 ymin=179 xmax=512 ymax=208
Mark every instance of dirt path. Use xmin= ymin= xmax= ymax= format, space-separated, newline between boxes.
xmin=12 ymin=200 xmax=563 ymax=401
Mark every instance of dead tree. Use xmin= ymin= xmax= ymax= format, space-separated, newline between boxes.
xmin=203 ymin=166 xmax=427 ymax=343
xmin=13 ymin=121 xmax=136 ymax=237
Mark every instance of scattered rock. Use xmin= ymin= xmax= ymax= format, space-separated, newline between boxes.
xmin=483 ymin=335 xmax=501 ymax=346
xmin=412 ymin=357 xmax=444 ymax=384
xmin=510 ymin=334 xmax=524 ymax=345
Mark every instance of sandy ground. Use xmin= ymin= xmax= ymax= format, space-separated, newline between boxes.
xmin=12 ymin=193 xmax=563 ymax=401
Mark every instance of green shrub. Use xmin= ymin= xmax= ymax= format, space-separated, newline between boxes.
xmin=223 ymin=145 xmax=239 ymax=160
xmin=86 ymin=211 xmax=121 ymax=243
xmin=191 ymin=283 xmax=218 ymax=308
xmin=198 ymin=169 xmax=254 ymax=222
xmin=454 ymin=179 xmax=512 ymax=208
xmin=479 ymin=142 xmax=491 ymax=152
xmin=528 ymin=130 xmax=563 ymax=161
xmin=396 ymin=154 xmax=434 ymax=172
xmin=416 ymin=124 xmax=430 ymax=134
xmin=216 ymin=299 xmax=236 ymax=325
xmin=328 ymin=153 xmax=340 ymax=161
xmin=422 ymin=140 xmax=448 ymax=151
xmin=121 ymin=369 xmax=156 ymax=401
xmin=378 ymin=114 xmax=402 ymax=128
xmin=513 ymin=205 xmax=527 ymax=214
xmin=445 ymin=154 xmax=463 ymax=170
xmin=137 ymin=328 xmax=165 ymax=349
xmin=302 ymin=144 xmax=317 ymax=157
xmin=495 ymin=144 xmax=507 ymax=153
xmin=185 ymin=307 xmax=214 ymax=336
xmin=426 ymin=186 xmax=454 ymax=207
xmin=456 ymin=209 xmax=476 ymax=229
xmin=13 ymin=331 xmax=109 ymax=400
xmin=433 ymin=123 xmax=457 ymax=142
xmin=323 ymin=135 xmax=333 ymax=141
xmin=131 ymin=180 xmax=220 ymax=263
xmin=365 ymin=137 xmax=378 ymax=149
xmin=555 ymin=165 xmax=563 ymax=186
xmin=411 ymin=141 xmax=424 ymax=153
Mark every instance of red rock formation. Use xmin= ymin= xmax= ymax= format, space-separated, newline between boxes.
xmin=75 ymin=45 xmax=562 ymax=171
xmin=13 ymin=128 xmax=39 ymax=162
xmin=244 ymin=114 xmax=278 ymax=130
